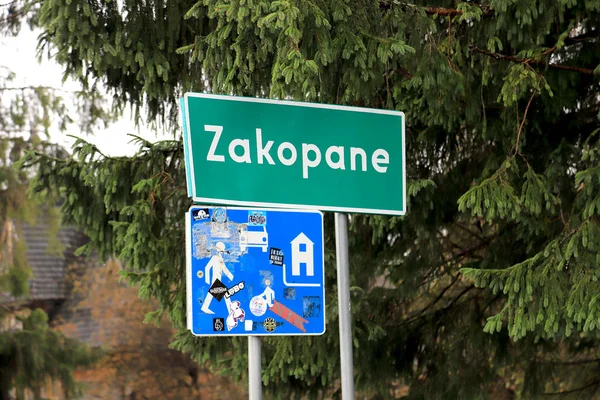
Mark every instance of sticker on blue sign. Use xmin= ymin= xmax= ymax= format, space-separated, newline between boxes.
xmin=248 ymin=211 xmax=266 ymax=226
xmin=186 ymin=206 xmax=325 ymax=336
xmin=269 ymin=247 xmax=284 ymax=266
xmin=192 ymin=208 xmax=210 ymax=221
xmin=284 ymin=288 xmax=296 ymax=300
xmin=303 ymin=296 xmax=322 ymax=318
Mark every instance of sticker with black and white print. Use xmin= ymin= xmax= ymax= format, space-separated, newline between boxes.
xmin=224 ymin=281 xmax=245 ymax=300
xmin=192 ymin=208 xmax=210 ymax=221
xmin=269 ymin=247 xmax=284 ymax=266
xmin=213 ymin=318 xmax=225 ymax=331
xmin=208 ymin=279 xmax=228 ymax=302
xmin=263 ymin=317 xmax=277 ymax=332
xmin=248 ymin=211 xmax=266 ymax=226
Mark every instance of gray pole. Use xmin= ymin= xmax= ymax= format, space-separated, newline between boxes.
xmin=248 ymin=336 xmax=262 ymax=400
xmin=335 ymin=212 xmax=355 ymax=399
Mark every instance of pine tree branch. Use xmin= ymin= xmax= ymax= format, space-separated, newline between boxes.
xmin=0 ymin=85 xmax=78 ymax=93
xmin=0 ymin=128 xmax=35 ymax=135
xmin=0 ymin=6 xmax=23 ymax=23
xmin=402 ymin=280 xmax=475 ymax=327
xmin=544 ymin=32 xmax=599 ymax=55
xmin=394 ymin=66 xmax=412 ymax=80
xmin=425 ymin=3 xmax=494 ymax=17
xmin=565 ymin=31 xmax=599 ymax=45
xmin=478 ymin=293 xmax=502 ymax=318
xmin=469 ymin=45 xmax=596 ymax=75
xmin=454 ymin=222 xmax=486 ymax=242
xmin=402 ymin=284 xmax=477 ymax=328
xmin=543 ymin=379 xmax=600 ymax=396
xmin=448 ymin=240 xmax=488 ymax=261
xmin=0 ymin=303 xmax=16 ymax=314
xmin=419 ymin=274 xmax=460 ymax=315
xmin=419 ymin=238 xmax=487 ymax=288
xmin=538 ymin=357 xmax=600 ymax=366
xmin=425 ymin=6 xmax=462 ymax=16
xmin=444 ymin=284 xmax=475 ymax=309
xmin=515 ymin=75 xmax=541 ymax=154
xmin=419 ymin=233 xmax=493 ymax=288
xmin=0 ymin=0 xmax=17 ymax=7
xmin=381 ymin=2 xmax=495 ymax=18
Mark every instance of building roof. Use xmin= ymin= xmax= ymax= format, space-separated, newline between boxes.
xmin=21 ymin=223 xmax=89 ymax=301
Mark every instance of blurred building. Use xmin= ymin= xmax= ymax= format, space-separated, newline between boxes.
xmin=18 ymin=222 xmax=245 ymax=399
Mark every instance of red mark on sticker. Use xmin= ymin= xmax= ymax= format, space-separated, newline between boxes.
xmin=270 ymin=300 xmax=308 ymax=332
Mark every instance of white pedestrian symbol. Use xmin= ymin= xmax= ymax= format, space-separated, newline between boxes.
xmin=260 ymin=279 xmax=275 ymax=307
xmin=201 ymin=241 xmax=234 ymax=314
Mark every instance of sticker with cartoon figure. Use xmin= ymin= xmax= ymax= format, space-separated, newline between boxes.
xmin=250 ymin=277 xmax=275 ymax=317
xmin=226 ymin=300 xmax=245 ymax=331
xmin=192 ymin=208 xmax=210 ymax=221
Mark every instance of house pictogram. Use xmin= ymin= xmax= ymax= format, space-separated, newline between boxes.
xmin=290 ymin=232 xmax=314 ymax=276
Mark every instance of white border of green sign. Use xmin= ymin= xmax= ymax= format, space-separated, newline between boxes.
xmin=182 ymin=93 xmax=406 ymax=215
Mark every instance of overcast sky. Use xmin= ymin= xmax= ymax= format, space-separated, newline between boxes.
xmin=1 ymin=27 xmax=173 ymax=156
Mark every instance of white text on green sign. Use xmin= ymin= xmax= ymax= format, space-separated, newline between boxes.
xmin=205 ymin=125 xmax=391 ymax=179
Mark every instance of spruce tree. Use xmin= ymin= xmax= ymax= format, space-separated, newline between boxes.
xmin=18 ymin=0 xmax=600 ymax=397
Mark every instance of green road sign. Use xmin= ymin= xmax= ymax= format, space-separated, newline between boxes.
xmin=181 ymin=93 xmax=405 ymax=215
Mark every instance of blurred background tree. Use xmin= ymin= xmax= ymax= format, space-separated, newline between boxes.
xmin=0 ymin=2 xmax=114 ymax=398
xmin=0 ymin=72 xmax=102 ymax=400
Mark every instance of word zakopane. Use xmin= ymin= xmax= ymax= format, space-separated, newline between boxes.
xmin=204 ymin=125 xmax=390 ymax=179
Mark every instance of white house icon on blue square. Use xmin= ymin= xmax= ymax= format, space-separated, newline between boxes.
xmin=291 ymin=233 xmax=314 ymax=276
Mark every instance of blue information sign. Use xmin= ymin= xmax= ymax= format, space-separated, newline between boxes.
xmin=186 ymin=206 xmax=325 ymax=336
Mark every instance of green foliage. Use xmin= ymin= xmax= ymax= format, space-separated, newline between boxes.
xmin=0 ymin=309 xmax=103 ymax=399
xmin=21 ymin=0 xmax=600 ymax=398
xmin=460 ymin=133 xmax=600 ymax=343
xmin=0 ymin=1 xmax=39 ymax=35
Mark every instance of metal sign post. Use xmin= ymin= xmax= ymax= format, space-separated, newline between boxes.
xmin=248 ymin=336 xmax=262 ymax=400
xmin=335 ymin=213 xmax=354 ymax=399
